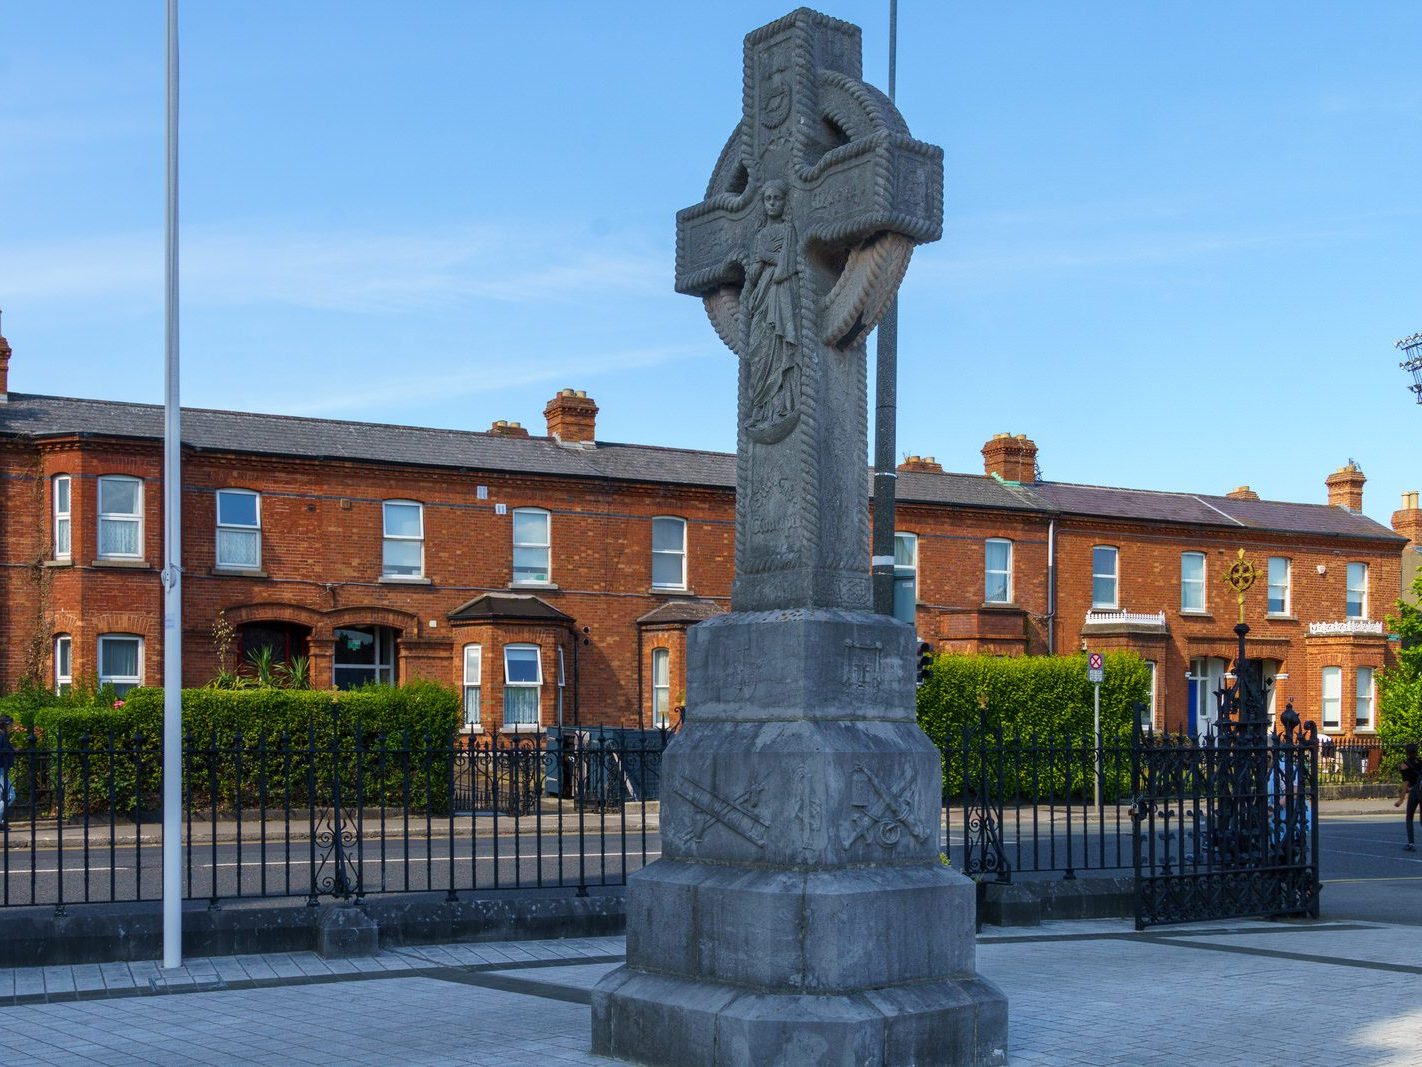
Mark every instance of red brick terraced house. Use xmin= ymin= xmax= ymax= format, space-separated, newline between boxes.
xmin=0 ymin=330 xmax=1415 ymax=740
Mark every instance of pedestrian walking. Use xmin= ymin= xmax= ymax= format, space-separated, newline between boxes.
xmin=0 ymin=716 xmax=14 ymax=830
xmin=1393 ymin=743 xmax=1422 ymax=851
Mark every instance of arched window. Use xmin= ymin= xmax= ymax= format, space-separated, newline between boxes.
xmin=503 ymin=645 xmax=542 ymax=728
xmin=462 ymin=644 xmax=482 ymax=731
xmin=512 ymin=508 xmax=551 ymax=585
xmin=98 ymin=475 xmax=143 ymax=560
xmin=985 ymin=539 xmax=1012 ymax=604
xmin=53 ymin=475 xmax=71 ymax=560
xmin=98 ymin=634 xmax=143 ymax=696
xmin=652 ymin=517 xmax=687 ymax=589
xmin=54 ymin=634 xmax=72 ymax=695
xmin=216 ymin=489 xmax=262 ymax=570
xmin=651 ymin=648 xmax=671 ymax=728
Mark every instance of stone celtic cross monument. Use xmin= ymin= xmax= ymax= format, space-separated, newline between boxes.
xmin=592 ymin=9 xmax=1008 ymax=1065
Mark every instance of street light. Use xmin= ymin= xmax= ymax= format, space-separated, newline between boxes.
xmin=1398 ymin=333 xmax=1422 ymax=404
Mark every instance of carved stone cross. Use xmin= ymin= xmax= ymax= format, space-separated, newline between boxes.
xmin=676 ymin=7 xmax=942 ymax=613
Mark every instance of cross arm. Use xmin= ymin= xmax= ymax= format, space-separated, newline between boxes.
xmin=675 ymin=189 xmax=759 ymax=296
xmin=798 ymin=133 xmax=943 ymax=249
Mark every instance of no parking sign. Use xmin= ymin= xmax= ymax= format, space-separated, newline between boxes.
xmin=1087 ymin=652 xmax=1104 ymax=684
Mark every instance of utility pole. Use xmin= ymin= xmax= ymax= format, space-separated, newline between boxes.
xmin=161 ymin=0 xmax=183 ymax=970
xmin=1398 ymin=333 xmax=1422 ymax=404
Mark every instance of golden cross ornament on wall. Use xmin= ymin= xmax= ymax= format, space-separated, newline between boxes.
xmin=1224 ymin=548 xmax=1257 ymax=625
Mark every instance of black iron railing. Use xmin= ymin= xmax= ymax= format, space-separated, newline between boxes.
xmin=0 ymin=726 xmax=670 ymax=913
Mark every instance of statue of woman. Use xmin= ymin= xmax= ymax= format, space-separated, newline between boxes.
xmin=743 ymin=180 xmax=799 ymax=439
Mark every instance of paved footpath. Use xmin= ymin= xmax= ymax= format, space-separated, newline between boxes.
xmin=4 ymin=917 xmax=1422 ymax=1066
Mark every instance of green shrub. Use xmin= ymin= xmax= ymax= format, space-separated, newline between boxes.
xmin=917 ymin=651 xmax=1151 ymax=802
xmin=31 ymin=682 xmax=461 ymax=817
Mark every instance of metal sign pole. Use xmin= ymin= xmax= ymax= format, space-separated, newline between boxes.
xmin=161 ymin=0 xmax=183 ymax=970
xmin=1093 ymin=680 xmax=1101 ymax=811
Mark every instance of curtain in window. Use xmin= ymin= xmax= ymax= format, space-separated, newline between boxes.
xmin=100 ymin=519 xmax=140 ymax=557
xmin=504 ymin=687 xmax=539 ymax=725
xmin=218 ymin=529 xmax=260 ymax=567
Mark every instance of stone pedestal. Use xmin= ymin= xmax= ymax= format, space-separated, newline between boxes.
xmin=591 ymin=611 xmax=1007 ymax=1065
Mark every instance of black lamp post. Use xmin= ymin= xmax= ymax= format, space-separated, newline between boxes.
xmin=1398 ymin=333 xmax=1422 ymax=404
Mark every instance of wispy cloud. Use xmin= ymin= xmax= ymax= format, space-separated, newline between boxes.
xmin=0 ymin=221 xmax=668 ymax=313
xmin=280 ymin=342 xmax=709 ymax=417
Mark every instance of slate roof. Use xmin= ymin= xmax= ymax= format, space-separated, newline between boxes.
xmin=0 ymin=392 xmax=1401 ymax=544
xmin=1030 ymin=482 xmax=1401 ymax=543
xmin=636 ymin=599 xmax=726 ymax=625
xmin=446 ymin=593 xmax=571 ymax=623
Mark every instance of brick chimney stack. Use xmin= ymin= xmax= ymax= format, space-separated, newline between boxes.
xmin=1394 ymin=490 xmax=1422 ymax=547
xmin=982 ymin=433 xmax=1038 ymax=484
xmin=488 ymin=420 xmax=530 ymax=438
xmin=1226 ymin=485 xmax=1260 ymax=501
xmin=897 ymin=455 xmax=944 ymax=474
xmin=1326 ymin=462 xmax=1366 ymax=512
xmin=544 ymin=388 xmax=598 ymax=445
xmin=0 ymin=309 xmax=11 ymax=401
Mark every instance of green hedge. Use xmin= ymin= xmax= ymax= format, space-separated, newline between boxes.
xmin=29 ymin=682 xmax=462 ymax=817
xmin=917 ymin=652 xmax=1152 ymax=801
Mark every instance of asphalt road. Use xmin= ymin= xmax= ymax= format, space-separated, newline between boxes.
xmin=1317 ymin=811 xmax=1422 ymax=924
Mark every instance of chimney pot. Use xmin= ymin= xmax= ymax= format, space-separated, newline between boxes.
xmin=544 ymin=388 xmax=598 ymax=444
xmin=1226 ymin=485 xmax=1260 ymax=501
xmin=489 ymin=419 xmax=530 ymax=438
xmin=897 ymin=454 xmax=944 ymax=474
xmin=1326 ymin=463 xmax=1366 ymax=512
xmin=1394 ymin=489 xmax=1422 ymax=547
xmin=982 ymin=432 xmax=1038 ymax=483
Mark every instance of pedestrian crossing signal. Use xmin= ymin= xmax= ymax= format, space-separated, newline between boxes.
xmin=916 ymin=642 xmax=934 ymax=686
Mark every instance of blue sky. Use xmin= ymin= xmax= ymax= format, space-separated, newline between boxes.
xmin=1 ymin=2 xmax=1419 ymax=527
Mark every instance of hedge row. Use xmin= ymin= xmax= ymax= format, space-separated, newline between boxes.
xmin=917 ymin=651 xmax=1152 ymax=801
xmin=26 ymin=682 xmax=462 ymax=816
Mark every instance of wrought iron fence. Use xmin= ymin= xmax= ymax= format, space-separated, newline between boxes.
xmin=942 ymin=723 xmax=1137 ymax=880
xmin=0 ymin=725 xmax=669 ymax=913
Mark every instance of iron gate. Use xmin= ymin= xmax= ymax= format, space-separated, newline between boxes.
xmin=1131 ymin=623 xmax=1320 ymax=928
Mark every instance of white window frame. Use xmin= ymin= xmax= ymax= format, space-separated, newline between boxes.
xmin=382 ymin=500 xmax=424 ymax=578
xmin=1142 ymin=660 xmax=1157 ymax=732
xmin=53 ymin=475 xmax=71 ymax=560
xmin=651 ymin=647 xmax=671 ymax=729
xmin=556 ymin=647 xmax=566 ymax=729
xmin=332 ymin=626 xmax=397 ymax=689
xmin=1355 ymin=667 xmax=1375 ymax=732
xmin=462 ymin=644 xmax=482 ymax=732
xmin=1321 ymin=666 xmax=1342 ymax=732
xmin=984 ymin=538 xmax=1012 ymax=605
xmin=512 ymin=508 xmax=552 ymax=585
xmin=97 ymin=475 xmax=143 ymax=560
xmin=98 ymin=634 xmax=143 ymax=696
xmin=1267 ymin=557 xmax=1291 ymax=616
xmin=55 ymin=634 xmax=72 ymax=696
xmin=215 ymin=488 xmax=262 ymax=571
xmin=651 ymin=516 xmax=687 ymax=590
xmin=893 ymin=532 xmax=918 ymax=626
xmin=1346 ymin=562 xmax=1368 ymax=619
xmin=502 ymin=644 xmax=543 ymax=730
xmin=1180 ymin=552 xmax=1206 ymax=613
xmin=1091 ymin=546 xmax=1119 ymax=610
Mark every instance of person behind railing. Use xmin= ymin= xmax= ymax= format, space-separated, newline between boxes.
xmin=0 ymin=716 xmax=15 ymax=830
xmin=1393 ymin=744 xmax=1422 ymax=852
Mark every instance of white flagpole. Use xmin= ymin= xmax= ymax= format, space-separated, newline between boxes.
xmin=162 ymin=0 xmax=184 ymax=970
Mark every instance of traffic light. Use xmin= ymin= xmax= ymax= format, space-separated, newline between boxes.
xmin=916 ymin=641 xmax=934 ymax=686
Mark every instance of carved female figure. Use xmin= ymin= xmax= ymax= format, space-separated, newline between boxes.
xmin=743 ymin=179 xmax=800 ymax=440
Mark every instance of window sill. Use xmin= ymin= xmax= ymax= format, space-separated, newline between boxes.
xmin=649 ymin=586 xmax=696 ymax=597
xmin=509 ymin=582 xmax=559 ymax=591
xmin=1354 ymin=728 xmax=1376 ymax=735
xmin=460 ymin=725 xmax=485 ymax=735
xmin=380 ymin=575 xmax=432 ymax=585
xmin=500 ymin=724 xmax=544 ymax=734
xmin=44 ymin=559 xmax=73 ymax=569
xmin=1179 ymin=611 xmax=1212 ymax=619
xmin=212 ymin=567 xmax=268 ymax=578
xmin=980 ymin=601 xmax=1022 ymax=610
xmin=1266 ymin=614 xmax=1297 ymax=622
xmin=91 ymin=559 xmax=152 ymax=570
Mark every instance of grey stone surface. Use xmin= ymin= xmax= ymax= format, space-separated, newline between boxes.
xmin=315 ymin=906 xmax=379 ymax=959
xmin=673 ymin=8 xmax=943 ymax=614
xmin=595 ymin=9 xmax=1004 ymax=1064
